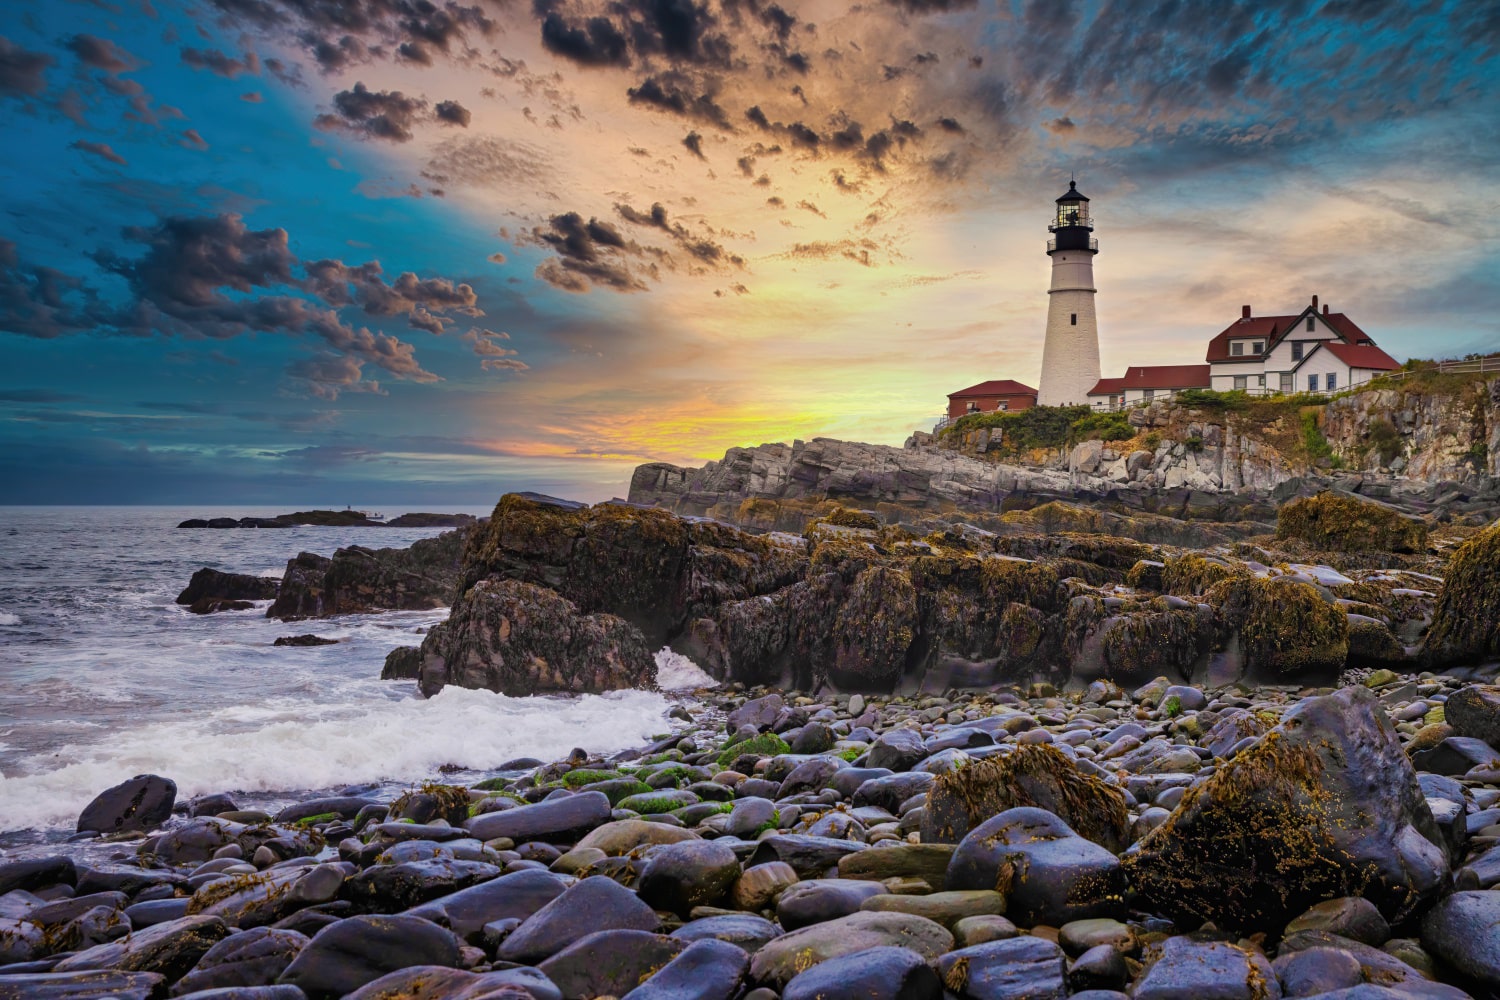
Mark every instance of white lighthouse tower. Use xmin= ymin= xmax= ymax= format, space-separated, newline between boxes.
xmin=1036 ymin=180 xmax=1101 ymax=406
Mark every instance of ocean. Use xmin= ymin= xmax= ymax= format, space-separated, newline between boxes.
xmin=0 ymin=506 xmax=704 ymax=849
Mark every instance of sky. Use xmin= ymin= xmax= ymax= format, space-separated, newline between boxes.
xmin=0 ymin=0 xmax=1496 ymax=505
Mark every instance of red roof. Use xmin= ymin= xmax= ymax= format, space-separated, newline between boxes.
xmin=1205 ymin=308 xmax=1377 ymax=362
xmin=1087 ymin=365 xmax=1211 ymax=395
xmin=1087 ymin=377 xmax=1126 ymax=396
xmin=947 ymin=379 xmax=1038 ymax=398
xmin=1313 ymin=341 xmax=1400 ymax=371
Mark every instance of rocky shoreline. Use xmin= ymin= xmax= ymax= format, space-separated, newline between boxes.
xmin=7 ymin=664 xmax=1500 ymax=998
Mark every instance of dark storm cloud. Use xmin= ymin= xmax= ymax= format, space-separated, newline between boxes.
xmin=2 ymin=215 xmax=509 ymax=395
xmin=539 ymin=10 xmax=631 ymax=67
xmin=883 ymin=0 xmax=977 ymax=10
xmin=314 ymin=82 xmax=427 ymax=141
xmin=681 ymin=130 xmax=706 ymax=159
xmin=537 ymin=0 xmax=733 ymax=69
xmin=0 ymin=36 xmax=54 ymax=96
xmin=71 ymin=140 xmax=128 ymax=165
xmin=205 ymin=0 xmax=496 ymax=73
xmin=64 ymin=34 xmax=136 ymax=73
xmin=626 ymin=73 xmax=731 ymax=129
xmin=614 ymin=201 xmax=744 ymax=269
xmin=435 ymin=99 xmax=471 ymax=126
xmin=524 ymin=211 xmax=657 ymax=292
xmin=180 ymin=46 xmax=260 ymax=78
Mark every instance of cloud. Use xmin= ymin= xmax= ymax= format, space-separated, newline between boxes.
xmin=435 ymin=99 xmax=471 ymax=126
xmin=286 ymin=352 xmax=383 ymax=400
xmin=614 ymin=200 xmax=744 ymax=269
xmin=777 ymin=236 xmax=901 ymax=268
xmin=206 ymin=0 xmax=496 ymax=73
xmin=0 ymin=36 xmax=54 ymax=96
xmin=71 ymin=140 xmax=127 ymax=165
xmin=180 ymin=128 xmax=209 ymax=150
xmin=539 ymin=11 xmax=632 ymax=67
xmin=464 ymin=327 xmax=529 ymax=372
xmin=421 ymin=134 xmax=552 ymax=189
xmin=626 ymin=73 xmax=731 ymax=129
xmin=240 ymin=91 xmax=263 ymax=102
xmin=681 ymin=130 xmax=706 ymax=159
xmin=180 ymin=46 xmax=259 ymax=78
xmin=65 ymin=34 xmax=136 ymax=73
xmin=539 ymin=0 xmax=733 ymax=69
xmin=315 ymin=82 xmax=427 ymax=142
xmin=524 ymin=212 xmax=656 ymax=292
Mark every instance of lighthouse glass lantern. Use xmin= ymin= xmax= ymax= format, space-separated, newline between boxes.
xmin=1052 ymin=181 xmax=1091 ymax=230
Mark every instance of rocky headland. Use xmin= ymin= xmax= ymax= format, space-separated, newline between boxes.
xmin=8 ymin=378 xmax=1500 ymax=998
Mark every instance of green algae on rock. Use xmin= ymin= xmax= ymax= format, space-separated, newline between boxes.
xmin=1276 ymin=490 xmax=1428 ymax=554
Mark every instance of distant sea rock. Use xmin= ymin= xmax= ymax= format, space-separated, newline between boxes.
xmin=176 ymin=568 xmax=280 ymax=605
xmin=177 ymin=511 xmax=476 ymax=529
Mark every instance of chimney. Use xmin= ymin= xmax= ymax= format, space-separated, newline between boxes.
xmin=1241 ymin=304 xmax=1252 ymax=321
xmin=1323 ymin=304 xmax=1330 ymax=316
xmin=1311 ymin=294 xmax=1319 ymax=310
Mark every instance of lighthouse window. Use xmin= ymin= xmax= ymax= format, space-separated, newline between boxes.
xmin=1070 ymin=314 xmax=1077 ymax=326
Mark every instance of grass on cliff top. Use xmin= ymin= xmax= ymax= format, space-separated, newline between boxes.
xmin=943 ymin=404 xmax=1133 ymax=455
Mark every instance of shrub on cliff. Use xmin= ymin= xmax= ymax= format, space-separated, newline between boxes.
xmin=1423 ymin=523 xmax=1500 ymax=668
xmin=1276 ymin=490 xmax=1428 ymax=554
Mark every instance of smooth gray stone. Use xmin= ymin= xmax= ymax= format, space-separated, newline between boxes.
xmin=935 ymin=936 xmax=1068 ymax=1000
xmin=670 ymin=915 xmax=782 ymax=955
xmin=498 ymin=875 xmax=658 ymax=965
xmin=171 ymin=928 xmax=309 ymax=996
xmin=1421 ymin=890 xmax=1500 ymax=988
xmin=464 ymin=792 xmax=611 ymax=843
xmin=538 ymin=929 xmax=684 ymax=1000
xmin=0 ymin=971 xmax=165 ymax=1000
xmin=405 ymin=868 xmax=568 ymax=942
xmin=276 ymin=914 xmax=460 ymax=998
xmin=782 ymin=945 xmax=940 ymax=1000
xmin=1132 ymin=936 xmax=1281 ymax=1000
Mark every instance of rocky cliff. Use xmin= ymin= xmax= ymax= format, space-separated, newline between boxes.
xmin=628 ymin=378 xmax=1500 ymax=534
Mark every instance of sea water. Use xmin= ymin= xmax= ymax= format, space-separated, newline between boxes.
xmin=0 ymin=506 xmax=708 ymax=845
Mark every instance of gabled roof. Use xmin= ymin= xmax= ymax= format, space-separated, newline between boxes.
xmin=1204 ymin=308 xmax=1375 ymax=363
xmin=948 ymin=379 xmax=1038 ymax=398
xmin=1294 ymin=341 xmax=1401 ymax=373
xmin=1087 ymin=365 xmax=1211 ymax=395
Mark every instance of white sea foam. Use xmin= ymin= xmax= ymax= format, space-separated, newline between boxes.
xmin=0 ymin=611 xmax=20 ymax=626
xmin=654 ymin=648 xmax=719 ymax=691
xmin=0 ymin=684 xmax=674 ymax=833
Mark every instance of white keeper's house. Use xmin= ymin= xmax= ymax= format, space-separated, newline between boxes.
xmin=1204 ymin=294 xmax=1400 ymax=395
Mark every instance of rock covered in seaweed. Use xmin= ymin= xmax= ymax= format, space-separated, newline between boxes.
xmin=267 ymin=526 xmax=469 ymax=621
xmin=1276 ymin=490 xmax=1429 ymax=554
xmin=1123 ymin=685 xmax=1448 ymax=934
xmin=1423 ymin=522 xmax=1500 ymax=668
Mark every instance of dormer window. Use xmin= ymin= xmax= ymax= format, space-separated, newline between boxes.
xmin=1252 ymin=341 xmax=1264 ymax=354
xmin=1231 ymin=342 xmax=1244 ymax=357
xmin=1306 ymin=316 xmax=1315 ymax=332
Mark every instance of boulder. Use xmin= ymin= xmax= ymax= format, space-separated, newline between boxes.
xmin=188 ymin=864 xmax=344 ymax=927
xmin=341 ymin=859 xmax=501 ymax=913
xmin=776 ymin=879 xmax=887 ymax=931
xmin=1124 ymin=686 xmax=1448 ymax=934
xmin=536 ymin=929 xmax=684 ymax=1000
xmin=1212 ymin=577 xmax=1349 ymax=677
xmin=404 ymin=868 xmax=568 ymax=942
xmin=176 ymin=568 xmax=279 ymax=605
xmin=867 ymin=729 xmax=927 ymax=772
xmin=1131 ymin=936 xmax=1280 ymax=1000
xmin=622 ymin=937 xmax=751 ymax=1000
xmin=53 ymin=914 xmax=229 ymax=981
xmin=747 ymin=911 xmax=953 ymax=990
xmin=1276 ymin=491 xmax=1427 ymax=554
xmin=670 ymin=914 xmax=783 ymax=955
xmin=416 ymin=579 xmax=657 ymax=697
xmin=636 ymin=839 xmax=742 ymax=917
xmin=76 ymin=774 xmax=176 ymax=835
xmin=276 ymin=914 xmax=461 ymax=998
xmin=0 ymin=971 xmax=166 ymax=1000
xmin=1420 ymin=890 xmax=1500 ymax=990
xmin=746 ymin=835 xmax=868 ymax=880
xmin=782 ymin=945 xmax=942 ymax=1000
xmin=267 ymin=528 xmax=466 ymax=621
xmin=169 ymin=927 xmax=308 ymax=995
xmin=575 ymin=818 xmax=700 ymax=856
xmin=945 ymin=807 xmax=1125 ymax=927
xmin=934 ymin=935 xmax=1068 ymax=1000
xmin=343 ymin=966 xmax=561 ymax=1000
xmin=920 ymin=743 xmax=1130 ymax=852
xmin=1425 ymin=524 xmax=1500 ymax=667
xmin=497 ymin=875 xmax=659 ymax=965
xmin=464 ymin=790 xmax=612 ymax=843
xmin=0 ymin=856 xmax=75 ymax=896
xmin=1444 ymin=685 xmax=1500 ymax=749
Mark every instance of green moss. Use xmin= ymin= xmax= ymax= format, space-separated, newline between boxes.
xmin=716 ymin=732 xmax=791 ymax=769
xmin=471 ymin=776 xmax=515 ymax=791
xmin=561 ymin=768 xmax=623 ymax=788
xmin=1366 ymin=417 xmax=1403 ymax=466
xmin=618 ymin=793 xmax=691 ymax=814
xmin=1300 ymin=409 xmax=1339 ymax=466
xmin=1162 ymin=695 xmax=1183 ymax=718
xmin=837 ymin=747 xmax=863 ymax=762
xmin=1423 ymin=523 xmax=1500 ymax=667
xmin=1276 ymin=490 xmax=1428 ymax=554
xmin=642 ymin=750 xmax=685 ymax=765
xmin=294 ymin=812 xmax=337 ymax=827
xmin=755 ymin=809 xmax=781 ymax=835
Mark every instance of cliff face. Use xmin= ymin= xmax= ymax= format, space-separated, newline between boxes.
xmin=628 ymin=380 xmax=1500 ymax=533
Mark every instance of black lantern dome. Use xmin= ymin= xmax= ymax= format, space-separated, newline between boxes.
xmin=1047 ymin=179 xmax=1098 ymax=255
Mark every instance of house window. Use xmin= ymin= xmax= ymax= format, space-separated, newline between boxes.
xmin=1070 ymin=314 xmax=1077 ymax=326
xmin=1233 ymin=375 xmax=1247 ymax=390
xmin=1308 ymin=374 xmax=1319 ymax=392
xmin=1252 ymin=341 xmax=1264 ymax=354
xmin=1110 ymin=395 xmax=1121 ymax=409
xmin=1280 ymin=373 xmax=1293 ymax=393
xmin=1258 ymin=374 xmax=1267 ymax=388
xmin=998 ymin=401 xmax=1009 ymax=411
xmin=966 ymin=402 xmax=979 ymax=413
xmin=1306 ymin=316 xmax=1315 ymax=332
xmin=1292 ymin=342 xmax=1305 ymax=361
xmin=1143 ymin=389 xmax=1155 ymax=401
xmin=1231 ymin=342 xmax=1244 ymax=357
xmin=1327 ymin=372 xmax=1337 ymax=391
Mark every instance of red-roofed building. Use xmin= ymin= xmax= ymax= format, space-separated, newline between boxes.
xmin=1085 ymin=365 xmax=1210 ymax=409
xmin=946 ymin=379 xmax=1038 ymax=419
xmin=1206 ymin=295 xmax=1400 ymax=394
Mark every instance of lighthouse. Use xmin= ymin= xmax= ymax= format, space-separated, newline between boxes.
xmin=1036 ymin=180 xmax=1102 ymax=407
